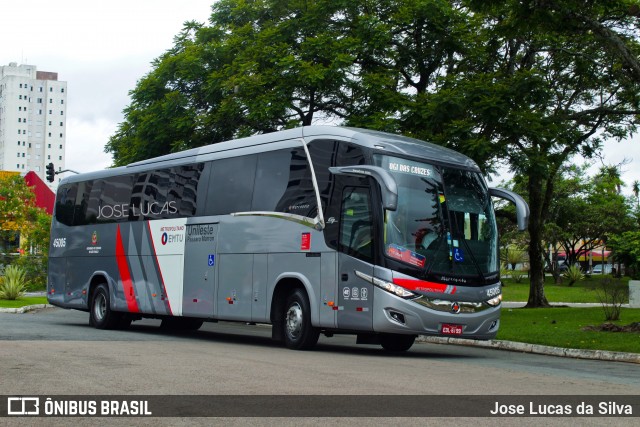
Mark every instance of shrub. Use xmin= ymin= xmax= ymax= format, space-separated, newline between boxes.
xmin=510 ymin=270 xmax=527 ymax=283
xmin=596 ymin=278 xmax=628 ymax=321
xmin=500 ymin=245 xmax=528 ymax=270
xmin=13 ymin=255 xmax=47 ymax=291
xmin=500 ymin=264 xmax=526 ymax=283
xmin=562 ymin=265 xmax=584 ymax=287
xmin=0 ymin=265 xmax=28 ymax=300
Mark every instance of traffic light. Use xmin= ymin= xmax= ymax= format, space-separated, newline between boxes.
xmin=46 ymin=162 xmax=55 ymax=182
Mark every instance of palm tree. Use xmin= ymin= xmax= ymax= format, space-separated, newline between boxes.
xmin=501 ymin=245 xmax=528 ymax=270
xmin=633 ymin=180 xmax=640 ymax=208
xmin=597 ymin=165 xmax=623 ymax=194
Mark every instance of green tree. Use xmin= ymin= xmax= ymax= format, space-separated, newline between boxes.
xmin=609 ymin=231 xmax=640 ymax=279
xmin=416 ymin=1 xmax=640 ymax=306
xmin=0 ymin=175 xmax=46 ymax=246
xmin=552 ymin=165 xmax=632 ymax=267
xmin=106 ymin=0 xmax=358 ymax=166
xmin=0 ymin=174 xmax=51 ymax=289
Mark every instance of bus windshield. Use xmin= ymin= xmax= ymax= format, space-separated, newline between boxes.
xmin=375 ymin=155 xmax=499 ymax=278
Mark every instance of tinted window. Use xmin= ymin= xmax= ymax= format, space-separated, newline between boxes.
xmin=339 ymin=187 xmax=374 ymax=262
xmin=131 ymin=164 xmax=203 ymax=220
xmin=171 ymin=164 xmax=202 ymax=217
xmin=272 ymin=148 xmax=317 ymax=217
xmin=307 ymin=140 xmax=337 ymax=213
xmin=250 ymin=148 xmax=317 ymax=217
xmin=308 ymin=141 xmax=368 ymax=250
xmin=54 ymin=164 xmax=205 ymax=226
xmin=205 ymin=155 xmax=257 ymax=215
xmin=376 ymin=154 xmax=499 ymax=277
xmin=91 ymin=175 xmax=135 ymax=223
xmin=54 ymin=184 xmax=78 ymax=226
xmin=251 ymin=150 xmax=291 ymax=211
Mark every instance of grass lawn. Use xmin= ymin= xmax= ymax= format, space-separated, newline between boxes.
xmin=499 ymin=276 xmax=639 ymax=353
xmin=501 ymin=275 xmax=629 ymax=304
xmin=0 ymin=296 xmax=48 ymax=308
xmin=498 ymin=307 xmax=640 ymax=353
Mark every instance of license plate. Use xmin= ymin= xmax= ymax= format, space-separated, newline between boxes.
xmin=441 ymin=324 xmax=463 ymax=335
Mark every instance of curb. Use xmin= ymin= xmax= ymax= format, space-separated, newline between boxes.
xmin=417 ymin=335 xmax=640 ymax=364
xmin=0 ymin=304 xmax=54 ymax=314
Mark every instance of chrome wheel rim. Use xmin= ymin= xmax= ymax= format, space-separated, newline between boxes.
xmin=94 ymin=293 xmax=106 ymax=322
xmin=285 ymin=302 xmax=303 ymax=340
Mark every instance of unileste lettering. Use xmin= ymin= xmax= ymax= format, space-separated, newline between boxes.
xmin=186 ymin=224 xmax=216 ymax=243
xmin=187 ymin=224 xmax=215 ymax=236
xmin=97 ymin=201 xmax=178 ymax=219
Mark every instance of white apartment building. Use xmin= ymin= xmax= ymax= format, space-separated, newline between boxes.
xmin=0 ymin=62 xmax=67 ymax=187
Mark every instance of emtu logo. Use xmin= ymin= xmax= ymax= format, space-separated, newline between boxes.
xmin=161 ymin=232 xmax=168 ymax=245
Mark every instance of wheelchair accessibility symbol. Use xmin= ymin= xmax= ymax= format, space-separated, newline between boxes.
xmin=208 ymin=254 xmax=215 ymax=266
xmin=453 ymin=248 xmax=464 ymax=262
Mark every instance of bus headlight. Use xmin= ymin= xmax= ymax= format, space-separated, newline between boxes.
xmin=485 ymin=294 xmax=502 ymax=307
xmin=354 ymin=271 xmax=417 ymax=299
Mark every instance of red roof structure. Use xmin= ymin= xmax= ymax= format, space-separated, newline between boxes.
xmin=24 ymin=171 xmax=55 ymax=215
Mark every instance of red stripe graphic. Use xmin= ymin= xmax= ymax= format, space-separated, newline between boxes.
xmin=393 ymin=278 xmax=457 ymax=295
xmin=147 ymin=221 xmax=173 ymax=315
xmin=116 ymin=225 xmax=140 ymax=313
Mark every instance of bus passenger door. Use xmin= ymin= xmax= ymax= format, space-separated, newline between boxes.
xmin=182 ymin=222 xmax=219 ymax=318
xmin=337 ymin=187 xmax=374 ymax=331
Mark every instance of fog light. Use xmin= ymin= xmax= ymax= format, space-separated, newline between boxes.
xmin=389 ymin=311 xmax=405 ymax=324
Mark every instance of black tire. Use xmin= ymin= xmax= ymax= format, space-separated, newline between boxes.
xmin=380 ymin=334 xmax=415 ymax=352
xmin=160 ymin=317 xmax=203 ymax=331
xmin=282 ymin=288 xmax=320 ymax=350
xmin=89 ymin=284 xmax=123 ymax=330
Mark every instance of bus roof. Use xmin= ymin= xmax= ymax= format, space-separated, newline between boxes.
xmin=60 ymin=126 xmax=480 ymax=185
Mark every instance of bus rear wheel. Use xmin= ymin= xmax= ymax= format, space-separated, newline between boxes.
xmin=282 ymin=288 xmax=319 ymax=350
xmin=89 ymin=283 xmax=124 ymax=330
xmin=380 ymin=334 xmax=415 ymax=352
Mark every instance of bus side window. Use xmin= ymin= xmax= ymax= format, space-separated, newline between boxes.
xmin=73 ymin=180 xmax=94 ymax=225
xmin=273 ymin=148 xmax=317 ymax=217
xmin=55 ymin=183 xmax=78 ymax=226
xmin=170 ymin=164 xmax=203 ymax=217
xmin=252 ymin=150 xmax=291 ymax=211
xmin=339 ymin=187 xmax=374 ymax=262
xmin=205 ymin=155 xmax=257 ymax=215
xmin=252 ymin=148 xmax=318 ymax=218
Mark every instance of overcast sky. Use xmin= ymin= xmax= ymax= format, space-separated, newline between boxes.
xmin=1 ymin=1 xmax=639 ymax=195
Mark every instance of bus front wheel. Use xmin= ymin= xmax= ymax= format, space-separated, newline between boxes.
xmin=380 ymin=334 xmax=415 ymax=352
xmin=89 ymin=283 xmax=124 ymax=330
xmin=282 ymin=289 xmax=319 ymax=350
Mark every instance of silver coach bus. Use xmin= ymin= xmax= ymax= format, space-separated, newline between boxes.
xmin=48 ymin=126 xmax=528 ymax=352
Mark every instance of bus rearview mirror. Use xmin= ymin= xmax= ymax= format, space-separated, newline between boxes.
xmin=489 ymin=187 xmax=530 ymax=231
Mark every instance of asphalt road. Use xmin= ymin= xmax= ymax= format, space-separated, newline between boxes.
xmin=1 ymin=307 xmax=638 ymax=425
